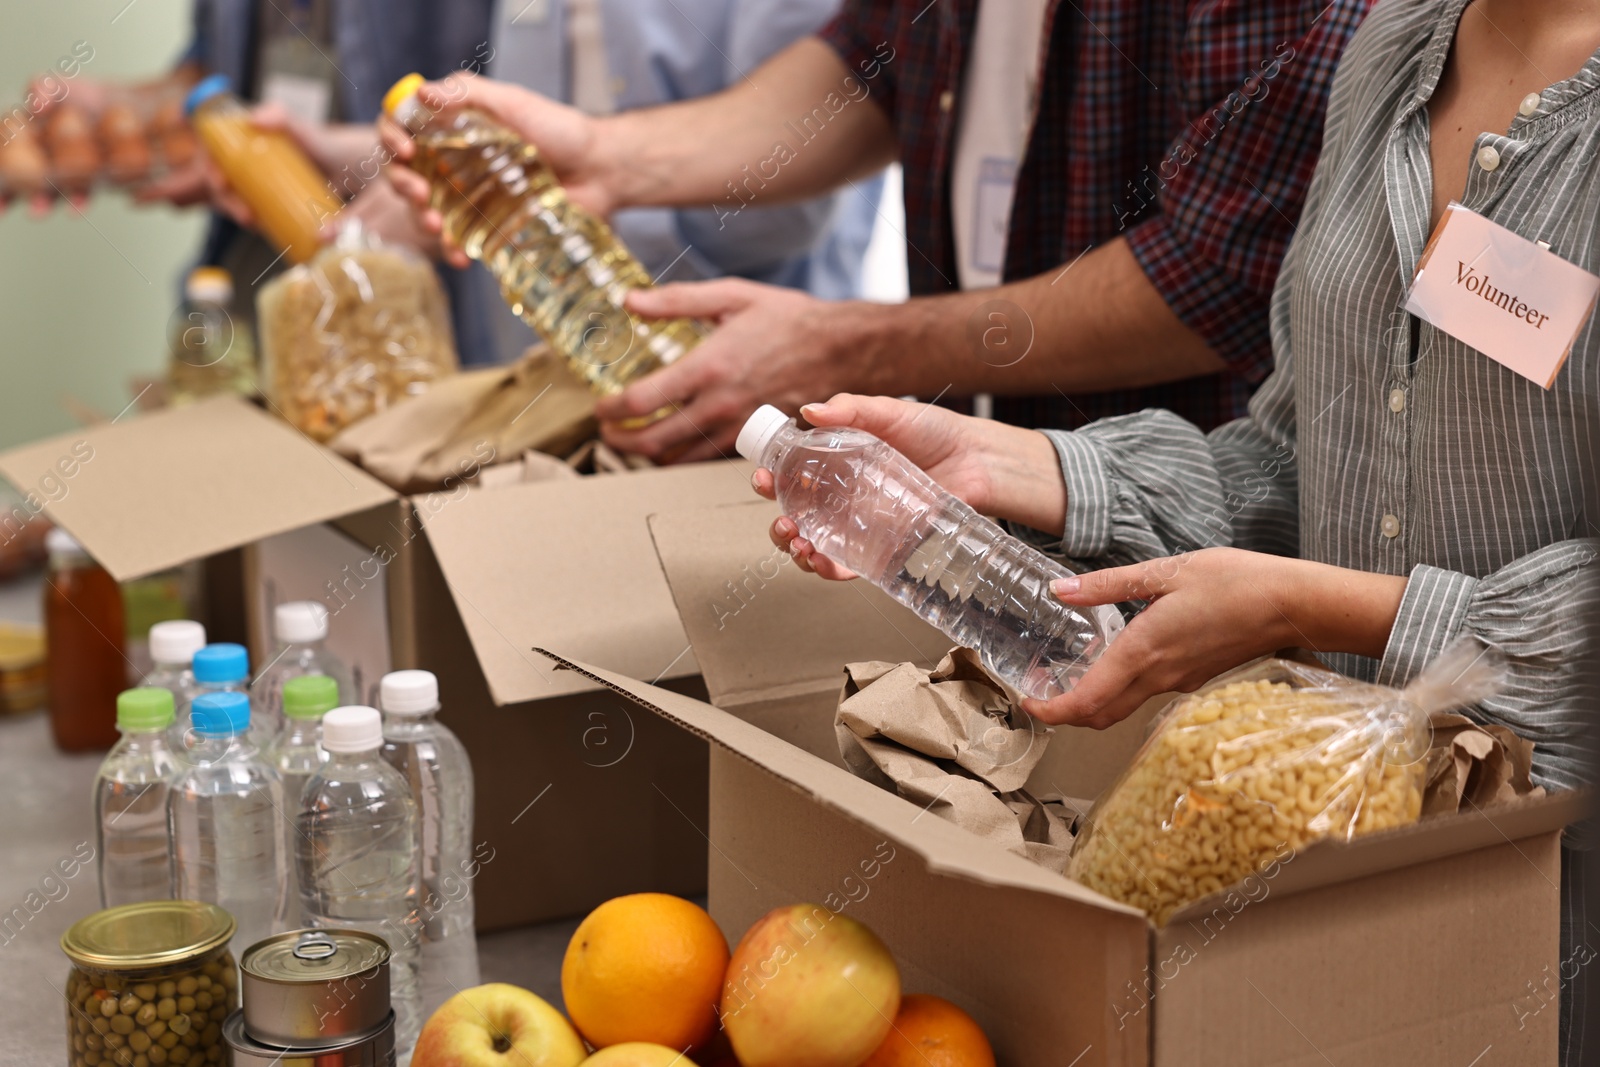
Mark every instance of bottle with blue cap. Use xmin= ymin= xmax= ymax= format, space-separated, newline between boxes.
xmin=178 ymin=642 xmax=253 ymax=747
xmin=298 ymin=705 xmax=422 ymax=1054
xmin=184 ymin=74 xmax=342 ymax=264
xmin=95 ymin=688 xmax=180 ymax=908
xmin=168 ymin=690 xmax=291 ymax=954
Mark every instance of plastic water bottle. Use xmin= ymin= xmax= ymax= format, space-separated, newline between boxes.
xmin=299 ymin=706 xmax=422 ymax=1056
xmin=737 ymin=405 xmax=1124 ymax=701
xmin=168 ymin=691 xmax=292 ymax=953
xmin=178 ymin=642 xmax=250 ymax=747
xmin=254 ymin=601 xmax=355 ymax=741
xmin=95 ymin=688 xmax=180 ymax=908
xmin=266 ymin=673 xmax=339 ymax=814
xmin=379 ymin=670 xmax=479 ymax=1014
xmin=139 ymin=619 xmax=206 ymax=713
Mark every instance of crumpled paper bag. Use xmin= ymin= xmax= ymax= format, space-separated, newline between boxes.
xmin=474 ymin=439 xmax=654 ymax=489
xmin=1423 ymin=711 xmax=1544 ymax=815
xmin=330 ymin=345 xmax=597 ymax=493
xmin=836 ymin=649 xmax=1080 ymax=873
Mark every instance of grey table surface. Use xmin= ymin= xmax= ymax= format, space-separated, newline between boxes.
xmin=0 ymin=570 xmax=578 ymax=1067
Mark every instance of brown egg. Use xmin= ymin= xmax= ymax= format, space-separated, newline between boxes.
xmin=99 ymin=103 xmax=151 ymax=183
xmin=44 ymin=103 xmax=100 ymax=189
xmin=151 ymin=98 xmax=198 ymax=169
xmin=0 ymin=123 xmax=50 ymax=196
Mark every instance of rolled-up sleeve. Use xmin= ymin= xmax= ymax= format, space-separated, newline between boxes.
xmin=1377 ymin=544 xmax=1600 ymax=791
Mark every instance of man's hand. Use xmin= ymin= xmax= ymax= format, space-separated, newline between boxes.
xmin=593 ymin=279 xmax=840 ymax=463
xmin=1027 ymin=549 xmax=1408 ymax=728
xmin=380 ymin=73 xmax=604 ymax=268
xmin=754 ymin=392 xmax=1066 ymax=578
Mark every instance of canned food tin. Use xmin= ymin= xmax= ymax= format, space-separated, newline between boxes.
xmin=223 ymin=1010 xmax=396 ymax=1066
xmin=240 ymin=930 xmax=390 ymax=1046
xmin=60 ymin=901 xmax=238 ymax=1067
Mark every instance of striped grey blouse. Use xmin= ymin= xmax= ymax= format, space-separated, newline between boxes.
xmin=1038 ymin=0 xmax=1598 ymax=792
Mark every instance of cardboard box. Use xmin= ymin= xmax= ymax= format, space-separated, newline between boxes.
xmin=0 ymin=398 xmax=756 ymax=928
xmin=510 ymin=498 xmax=1577 ymax=1066
xmin=404 ymin=460 xmax=762 ymax=927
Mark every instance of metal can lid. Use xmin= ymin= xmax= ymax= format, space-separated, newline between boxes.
xmin=241 ymin=930 xmax=390 ymax=984
xmin=62 ymin=901 xmax=235 ymax=971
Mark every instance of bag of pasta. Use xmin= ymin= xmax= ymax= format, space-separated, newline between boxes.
xmin=1068 ymin=641 xmax=1504 ymax=925
xmin=257 ymin=222 xmax=458 ymax=441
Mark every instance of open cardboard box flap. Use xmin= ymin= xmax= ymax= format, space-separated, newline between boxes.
xmin=648 ymin=501 xmax=951 ymax=708
xmin=0 ymin=396 xmax=396 ymax=580
xmin=415 ymin=461 xmax=758 ymax=705
xmin=533 ymin=650 xmax=1134 ymax=913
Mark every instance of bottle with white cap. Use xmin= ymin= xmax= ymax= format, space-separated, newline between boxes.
xmin=298 ymin=705 xmax=423 ymax=1057
xmin=379 ymin=670 xmax=479 ymax=1013
xmin=736 ymin=405 xmax=1124 ymax=701
xmin=253 ymin=600 xmax=355 ymax=741
xmin=168 ymin=690 xmax=291 ymax=953
xmin=139 ymin=619 xmax=206 ymax=712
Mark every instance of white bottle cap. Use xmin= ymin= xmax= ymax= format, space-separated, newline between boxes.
xmin=380 ymin=670 xmax=439 ymax=715
xmin=275 ymin=601 xmax=330 ymax=644
xmin=735 ymin=404 xmax=792 ymax=462
xmin=45 ymin=527 xmax=87 ymax=558
xmin=149 ymin=620 xmax=206 ymax=665
xmin=321 ymin=706 xmax=384 ymax=753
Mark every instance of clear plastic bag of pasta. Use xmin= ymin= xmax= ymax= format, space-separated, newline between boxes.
xmin=1068 ymin=640 xmax=1504 ymax=925
xmin=257 ymin=221 xmax=458 ymax=442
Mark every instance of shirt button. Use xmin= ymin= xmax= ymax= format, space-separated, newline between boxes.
xmin=939 ymin=89 xmax=955 ymax=112
xmin=1519 ymin=92 xmax=1541 ymax=117
xmin=1381 ymin=514 xmax=1401 ymax=539
xmin=1388 ymin=387 xmax=1406 ymax=413
xmin=1477 ymin=145 xmax=1501 ymax=171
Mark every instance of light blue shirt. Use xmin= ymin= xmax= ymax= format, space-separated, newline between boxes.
xmin=454 ymin=0 xmax=883 ymax=365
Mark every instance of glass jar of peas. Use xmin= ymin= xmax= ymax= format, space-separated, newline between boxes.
xmin=60 ymin=901 xmax=238 ymax=1067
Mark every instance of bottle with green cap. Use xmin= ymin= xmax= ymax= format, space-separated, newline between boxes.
xmin=94 ymin=688 xmax=179 ymax=908
xmin=268 ymin=673 xmax=339 ymax=814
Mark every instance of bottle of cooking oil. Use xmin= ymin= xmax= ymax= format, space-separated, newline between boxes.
xmin=166 ymin=267 xmax=257 ymax=404
xmin=382 ymin=73 xmax=704 ymax=397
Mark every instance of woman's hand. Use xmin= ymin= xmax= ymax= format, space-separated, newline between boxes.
xmin=380 ymin=73 xmax=604 ymax=268
xmin=755 ymin=392 xmax=1065 ymax=579
xmin=1024 ymin=548 xmax=1408 ymax=728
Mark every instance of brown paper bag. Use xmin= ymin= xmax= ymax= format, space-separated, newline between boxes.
xmin=836 ymin=649 xmax=1079 ymax=872
xmin=330 ymin=345 xmax=596 ymax=493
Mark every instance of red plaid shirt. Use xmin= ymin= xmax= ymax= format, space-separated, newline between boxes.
xmin=822 ymin=0 xmax=1371 ymax=430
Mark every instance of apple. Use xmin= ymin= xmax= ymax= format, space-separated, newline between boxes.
xmin=581 ymin=1043 xmax=703 ymax=1067
xmin=720 ymin=904 xmax=900 ymax=1067
xmin=412 ymin=983 xmax=587 ymax=1067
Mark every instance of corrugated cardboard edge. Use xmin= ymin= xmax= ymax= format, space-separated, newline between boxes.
xmin=533 ymin=648 xmax=1141 ymax=915
xmin=1166 ymin=786 xmax=1588 ymax=925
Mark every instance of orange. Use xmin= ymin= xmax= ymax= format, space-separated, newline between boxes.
xmin=561 ymin=893 xmax=730 ymax=1051
xmin=862 ymin=994 xmax=997 ymax=1067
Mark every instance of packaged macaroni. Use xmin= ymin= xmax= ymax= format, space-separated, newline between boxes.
xmin=1069 ymin=641 xmax=1504 ymax=924
xmin=257 ymin=223 xmax=458 ymax=442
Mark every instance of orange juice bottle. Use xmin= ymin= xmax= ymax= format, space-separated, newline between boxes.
xmin=184 ymin=75 xmax=343 ymax=263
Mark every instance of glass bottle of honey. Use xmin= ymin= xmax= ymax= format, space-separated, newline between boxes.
xmin=184 ymin=75 xmax=344 ymax=264
xmin=43 ymin=528 xmax=126 ymax=751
